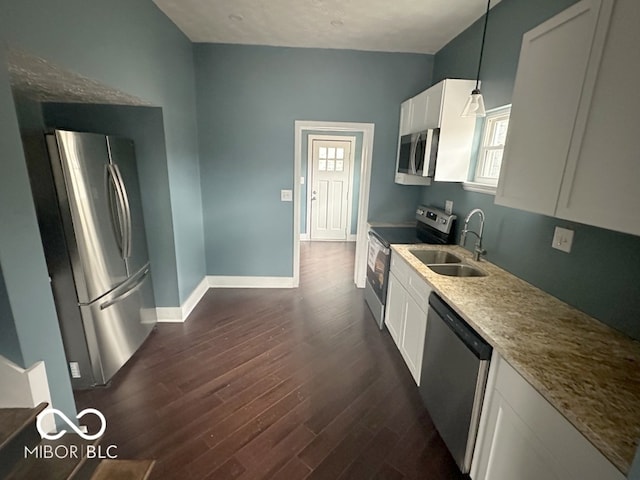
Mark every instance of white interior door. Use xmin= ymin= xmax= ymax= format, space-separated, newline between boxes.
xmin=310 ymin=139 xmax=353 ymax=241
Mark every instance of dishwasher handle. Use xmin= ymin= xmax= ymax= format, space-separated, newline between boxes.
xmin=428 ymin=293 xmax=492 ymax=360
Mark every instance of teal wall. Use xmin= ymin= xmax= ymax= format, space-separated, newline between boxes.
xmin=0 ymin=266 xmax=22 ymax=366
xmin=194 ymin=44 xmax=433 ymax=276
xmin=423 ymin=0 xmax=640 ymax=340
xmin=300 ymin=131 xmax=363 ymax=236
xmin=0 ymin=0 xmax=205 ymax=418
xmin=0 ymin=68 xmax=76 ymax=419
xmin=1 ymin=0 xmax=205 ymax=306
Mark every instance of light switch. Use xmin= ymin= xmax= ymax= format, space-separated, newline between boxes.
xmin=552 ymin=226 xmax=574 ymax=253
xmin=280 ymin=189 xmax=293 ymax=202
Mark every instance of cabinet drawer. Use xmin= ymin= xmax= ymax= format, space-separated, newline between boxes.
xmin=406 ymin=268 xmax=431 ymax=311
xmin=390 ymin=252 xmax=432 ymax=311
xmin=390 ymin=251 xmax=411 ymax=285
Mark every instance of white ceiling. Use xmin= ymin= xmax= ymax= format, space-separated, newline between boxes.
xmin=152 ymin=0 xmax=500 ymax=54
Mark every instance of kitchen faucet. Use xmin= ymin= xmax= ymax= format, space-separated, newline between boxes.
xmin=460 ymin=208 xmax=487 ymax=261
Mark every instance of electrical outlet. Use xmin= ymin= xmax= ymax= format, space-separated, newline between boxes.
xmin=69 ymin=362 xmax=81 ymax=378
xmin=280 ymin=189 xmax=293 ymax=202
xmin=552 ymin=226 xmax=574 ymax=253
xmin=445 ymin=200 xmax=453 ymax=215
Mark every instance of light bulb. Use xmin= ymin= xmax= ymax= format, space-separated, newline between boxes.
xmin=462 ymin=90 xmax=486 ymax=117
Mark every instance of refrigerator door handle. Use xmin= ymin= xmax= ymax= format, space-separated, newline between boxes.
xmin=106 ymin=164 xmax=127 ymax=256
xmin=99 ymin=264 xmax=150 ymax=311
xmin=111 ymin=163 xmax=132 ymax=260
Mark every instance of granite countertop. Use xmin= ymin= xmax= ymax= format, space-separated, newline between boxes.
xmin=391 ymin=243 xmax=640 ymax=475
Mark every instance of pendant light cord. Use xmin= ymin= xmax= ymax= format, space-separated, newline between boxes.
xmin=475 ymin=0 xmax=491 ymax=91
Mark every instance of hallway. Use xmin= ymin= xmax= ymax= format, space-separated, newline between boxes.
xmin=75 ymin=242 xmax=462 ymax=479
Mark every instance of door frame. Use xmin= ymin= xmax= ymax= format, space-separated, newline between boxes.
xmin=294 ymin=120 xmax=375 ymax=288
xmin=306 ymin=134 xmax=357 ymax=242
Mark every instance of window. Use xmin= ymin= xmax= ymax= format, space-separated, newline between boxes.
xmin=465 ymin=105 xmax=511 ymax=194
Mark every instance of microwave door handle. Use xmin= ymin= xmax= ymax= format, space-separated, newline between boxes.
xmin=426 ymin=129 xmax=438 ymax=177
xmin=409 ymin=134 xmax=418 ymax=174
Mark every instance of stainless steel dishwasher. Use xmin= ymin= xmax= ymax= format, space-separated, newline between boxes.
xmin=420 ymin=293 xmax=492 ymax=474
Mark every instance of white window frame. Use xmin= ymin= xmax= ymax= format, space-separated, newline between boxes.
xmin=464 ymin=105 xmax=511 ymax=195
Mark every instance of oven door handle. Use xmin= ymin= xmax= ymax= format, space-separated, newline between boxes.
xmin=368 ymin=231 xmax=390 ymax=254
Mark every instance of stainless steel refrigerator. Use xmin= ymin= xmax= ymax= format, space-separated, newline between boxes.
xmin=35 ymin=130 xmax=157 ymax=388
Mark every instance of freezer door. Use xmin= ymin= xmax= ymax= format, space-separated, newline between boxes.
xmin=80 ymin=264 xmax=156 ymax=385
xmin=105 ymin=136 xmax=151 ymax=275
xmin=48 ymin=131 xmax=128 ymax=303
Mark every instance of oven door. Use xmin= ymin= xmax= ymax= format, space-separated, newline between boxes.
xmin=366 ymin=231 xmax=390 ymax=302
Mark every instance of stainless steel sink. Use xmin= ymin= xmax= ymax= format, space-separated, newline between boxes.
xmin=410 ymin=250 xmax=462 ymax=265
xmin=428 ymin=264 xmax=487 ymax=278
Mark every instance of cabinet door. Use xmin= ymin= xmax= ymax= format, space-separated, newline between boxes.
xmin=474 ymin=390 xmax=566 ymax=480
xmin=495 ymin=0 xmax=604 ymax=215
xmin=434 ymin=79 xmax=477 ymax=181
xmin=411 ymin=91 xmax=430 ymax=132
xmin=384 ymin=273 xmax=405 ymax=347
xmin=399 ymin=99 xmax=413 ymax=136
xmin=473 ymin=355 xmax=625 ymax=480
xmin=399 ymin=294 xmax=427 ymax=386
xmin=425 ymin=80 xmax=444 ymax=129
xmin=556 ymin=0 xmax=637 ymax=235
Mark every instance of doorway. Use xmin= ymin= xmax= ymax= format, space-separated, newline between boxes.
xmin=293 ymin=121 xmax=375 ymax=289
xmin=307 ymin=135 xmax=356 ymax=242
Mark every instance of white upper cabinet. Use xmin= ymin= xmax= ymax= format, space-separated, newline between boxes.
xmin=395 ymin=78 xmax=477 ymax=185
xmin=497 ymin=0 xmax=640 ymax=237
xmin=433 ymin=79 xmax=477 ymax=182
xmin=399 ymin=99 xmax=413 ymax=136
xmin=495 ymin=0 xmax=606 ymax=215
xmin=556 ymin=0 xmax=639 ymax=235
xmin=411 ymin=90 xmax=430 ymax=133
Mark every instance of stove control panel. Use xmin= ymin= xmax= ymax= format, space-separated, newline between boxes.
xmin=416 ymin=205 xmax=456 ymax=235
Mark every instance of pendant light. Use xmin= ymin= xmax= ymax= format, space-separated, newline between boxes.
xmin=462 ymin=0 xmax=491 ymax=117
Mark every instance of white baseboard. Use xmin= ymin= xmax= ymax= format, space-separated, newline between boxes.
xmin=208 ymin=275 xmax=296 ymax=288
xmin=156 ymin=276 xmax=209 ymax=323
xmin=155 ymin=307 xmax=183 ymax=323
xmin=300 ymin=234 xmax=356 ymax=242
xmin=181 ymin=277 xmax=209 ymax=320
xmin=0 ymin=356 xmax=55 ymax=433
xmin=156 ymin=275 xmax=295 ymax=322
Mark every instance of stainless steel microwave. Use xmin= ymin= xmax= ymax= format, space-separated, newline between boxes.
xmin=395 ymin=128 xmax=440 ymax=185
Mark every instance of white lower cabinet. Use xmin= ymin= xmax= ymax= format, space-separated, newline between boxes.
xmin=472 ymin=352 xmax=624 ymax=480
xmin=385 ymin=273 xmax=405 ymax=346
xmin=385 ymin=253 xmax=431 ymax=385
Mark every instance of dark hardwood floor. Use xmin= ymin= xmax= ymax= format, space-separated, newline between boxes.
xmin=76 ymin=242 xmax=464 ymax=480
